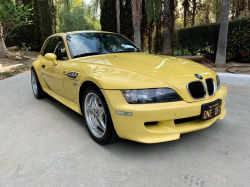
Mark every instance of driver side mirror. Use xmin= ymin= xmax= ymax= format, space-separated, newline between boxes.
xmin=45 ymin=53 xmax=58 ymax=66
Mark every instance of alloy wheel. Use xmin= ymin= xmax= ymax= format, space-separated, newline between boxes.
xmin=84 ymin=92 xmax=107 ymax=138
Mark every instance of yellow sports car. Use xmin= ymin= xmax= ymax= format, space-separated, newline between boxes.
xmin=31 ymin=31 xmax=227 ymax=144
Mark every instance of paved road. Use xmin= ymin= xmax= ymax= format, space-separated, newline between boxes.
xmin=0 ymin=72 xmax=249 ymax=187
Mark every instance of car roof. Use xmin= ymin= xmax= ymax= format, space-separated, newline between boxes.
xmin=50 ymin=30 xmax=115 ymax=37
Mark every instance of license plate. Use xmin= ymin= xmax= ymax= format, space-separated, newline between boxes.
xmin=201 ymin=99 xmax=222 ymax=121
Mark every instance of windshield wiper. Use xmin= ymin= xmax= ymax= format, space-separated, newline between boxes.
xmin=73 ymin=52 xmax=104 ymax=58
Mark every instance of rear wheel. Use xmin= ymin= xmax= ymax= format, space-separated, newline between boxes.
xmin=82 ymin=86 xmax=119 ymax=144
xmin=31 ymin=69 xmax=45 ymax=99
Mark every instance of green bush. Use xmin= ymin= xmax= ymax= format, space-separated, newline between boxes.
xmin=178 ymin=18 xmax=250 ymax=62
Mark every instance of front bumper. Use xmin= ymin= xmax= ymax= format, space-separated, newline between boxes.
xmin=101 ymin=85 xmax=227 ymax=143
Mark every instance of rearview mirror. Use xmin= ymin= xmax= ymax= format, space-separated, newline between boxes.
xmin=45 ymin=53 xmax=58 ymax=65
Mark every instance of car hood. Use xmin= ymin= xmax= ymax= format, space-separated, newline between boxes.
xmin=70 ymin=53 xmax=218 ymax=102
xmin=84 ymin=52 xmax=216 ymax=83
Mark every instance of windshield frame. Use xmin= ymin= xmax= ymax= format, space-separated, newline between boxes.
xmin=66 ymin=32 xmax=142 ymax=59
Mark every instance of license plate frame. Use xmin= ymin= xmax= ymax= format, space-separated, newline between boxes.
xmin=201 ymin=99 xmax=222 ymax=121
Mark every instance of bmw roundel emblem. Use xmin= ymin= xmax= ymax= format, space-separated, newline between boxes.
xmin=195 ymin=74 xmax=203 ymax=79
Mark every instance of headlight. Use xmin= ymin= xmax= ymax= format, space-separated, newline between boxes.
xmin=121 ymin=88 xmax=182 ymax=104
xmin=216 ymin=75 xmax=221 ymax=89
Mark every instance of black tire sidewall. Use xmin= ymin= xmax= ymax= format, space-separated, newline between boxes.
xmin=31 ymin=69 xmax=45 ymax=99
xmin=31 ymin=69 xmax=39 ymax=99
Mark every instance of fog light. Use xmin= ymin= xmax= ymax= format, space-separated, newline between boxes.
xmin=115 ymin=110 xmax=133 ymax=116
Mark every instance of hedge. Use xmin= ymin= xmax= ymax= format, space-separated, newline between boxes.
xmin=178 ymin=18 xmax=250 ymax=63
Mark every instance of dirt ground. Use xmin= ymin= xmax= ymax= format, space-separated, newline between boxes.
xmin=0 ymin=50 xmax=39 ymax=67
xmin=1 ymin=53 xmax=250 ymax=80
xmin=200 ymin=61 xmax=250 ymax=74
xmin=0 ymin=50 xmax=39 ymax=80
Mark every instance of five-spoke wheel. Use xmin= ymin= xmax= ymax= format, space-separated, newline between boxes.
xmin=82 ymin=86 xmax=119 ymax=144
xmin=84 ymin=93 xmax=107 ymax=138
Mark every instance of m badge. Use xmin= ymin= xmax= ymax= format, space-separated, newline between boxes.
xmin=67 ymin=72 xmax=78 ymax=79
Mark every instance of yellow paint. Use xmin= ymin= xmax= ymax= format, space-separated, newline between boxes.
xmin=32 ymin=32 xmax=228 ymax=143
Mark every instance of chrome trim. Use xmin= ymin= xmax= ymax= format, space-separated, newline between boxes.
xmin=206 ymin=78 xmax=216 ymax=96
xmin=216 ymin=75 xmax=221 ymax=90
xmin=186 ymin=81 xmax=206 ymax=100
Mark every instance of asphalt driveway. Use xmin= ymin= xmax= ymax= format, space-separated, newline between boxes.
xmin=0 ymin=71 xmax=249 ymax=187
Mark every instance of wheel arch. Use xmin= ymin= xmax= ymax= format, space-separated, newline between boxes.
xmin=79 ymin=80 xmax=101 ymax=115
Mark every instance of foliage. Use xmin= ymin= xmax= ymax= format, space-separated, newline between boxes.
xmin=3 ymin=71 xmax=13 ymax=77
xmin=58 ymin=3 xmax=100 ymax=32
xmin=0 ymin=0 xmax=32 ymax=39
xmin=227 ymin=18 xmax=250 ymax=62
xmin=21 ymin=64 xmax=28 ymax=70
xmin=99 ymin=0 xmax=133 ymax=41
xmin=178 ymin=18 xmax=250 ymax=62
xmin=21 ymin=43 xmax=31 ymax=55
xmin=146 ymin=0 xmax=162 ymax=23
xmin=178 ymin=22 xmax=219 ymax=55
xmin=4 ymin=0 xmax=56 ymax=51
xmin=15 ymin=67 xmax=20 ymax=72
xmin=100 ymin=0 xmax=117 ymax=33
xmin=36 ymin=0 xmax=57 ymax=45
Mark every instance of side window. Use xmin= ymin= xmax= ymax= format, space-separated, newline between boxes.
xmin=54 ymin=40 xmax=68 ymax=60
xmin=42 ymin=37 xmax=68 ymax=60
xmin=42 ymin=38 xmax=52 ymax=56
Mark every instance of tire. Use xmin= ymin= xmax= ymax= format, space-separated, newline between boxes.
xmin=82 ymin=86 xmax=120 ymax=144
xmin=31 ymin=69 xmax=46 ymax=99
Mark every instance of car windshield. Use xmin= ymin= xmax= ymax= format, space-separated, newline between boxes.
xmin=66 ymin=33 xmax=141 ymax=58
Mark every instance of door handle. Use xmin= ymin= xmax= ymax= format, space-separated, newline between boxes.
xmin=42 ymin=65 xmax=45 ymax=68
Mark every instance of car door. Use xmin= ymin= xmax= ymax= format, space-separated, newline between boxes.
xmin=40 ymin=37 xmax=67 ymax=98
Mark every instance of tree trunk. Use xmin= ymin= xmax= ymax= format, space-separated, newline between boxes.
xmin=131 ymin=0 xmax=141 ymax=48
xmin=244 ymin=0 xmax=249 ymax=17
xmin=116 ymin=0 xmax=120 ymax=33
xmin=154 ymin=21 xmax=161 ymax=54
xmin=162 ymin=0 xmax=172 ymax=55
xmin=191 ymin=0 xmax=197 ymax=26
xmin=148 ymin=21 xmax=153 ymax=54
xmin=0 ymin=23 xmax=7 ymax=58
xmin=215 ymin=0 xmax=222 ymax=22
xmin=183 ymin=0 xmax=188 ymax=28
xmin=140 ymin=0 xmax=147 ymax=51
xmin=215 ymin=0 xmax=230 ymax=68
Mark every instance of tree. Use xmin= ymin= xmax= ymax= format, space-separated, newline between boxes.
xmin=94 ymin=0 xmax=121 ymax=34
xmin=191 ymin=0 xmax=197 ymax=26
xmin=211 ymin=0 xmax=222 ymax=22
xmin=146 ymin=0 xmax=162 ymax=53
xmin=215 ymin=0 xmax=231 ymax=67
xmin=231 ymin=0 xmax=245 ymax=19
xmin=0 ymin=22 xmax=7 ymax=58
xmin=100 ymin=0 xmax=117 ymax=33
xmin=244 ymin=0 xmax=249 ymax=17
xmin=58 ymin=5 xmax=96 ymax=32
xmin=131 ymin=0 xmax=142 ymax=48
xmin=0 ymin=0 xmax=32 ymax=57
xmin=182 ymin=0 xmax=190 ymax=28
xmin=116 ymin=0 xmax=120 ymax=33
xmin=0 ymin=0 xmax=32 ymax=40
xmin=162 ymin=0 xmax=172 ymax=55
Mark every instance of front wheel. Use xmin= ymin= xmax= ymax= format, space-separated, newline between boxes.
xmin=82 ymin=86 xmax=119 ymax=144
xmin=31 ymin=69 xmax=45 ymax=99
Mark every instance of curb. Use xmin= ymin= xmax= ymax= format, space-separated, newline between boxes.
xmin=217 ymin=72 xmax=250 ymax=86
xmin=0 ymin=63 xmax=23 ymax=73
